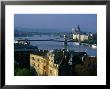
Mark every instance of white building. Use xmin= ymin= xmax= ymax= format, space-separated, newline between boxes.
xmin=73 ymin=33 xmax=89 ymax=41
xmin=72 ymin=25 xmax=89 ymax=41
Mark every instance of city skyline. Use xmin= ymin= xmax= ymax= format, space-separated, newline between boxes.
xmin=14 ymin=14 xmax=97 ymax=33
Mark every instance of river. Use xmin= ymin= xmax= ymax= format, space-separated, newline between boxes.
xmin=15 ymin=35 xmax=97 ymax=56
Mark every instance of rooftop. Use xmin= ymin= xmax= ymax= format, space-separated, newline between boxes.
xmin=14 ymin=43 xmax=38 ymax=52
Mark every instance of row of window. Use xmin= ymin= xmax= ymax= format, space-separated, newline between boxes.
xmin=32 ymin=57 xmax=46 ymax=62
xmin=32 ymin=56 xmax=55 ymax=63
xmin=32 ymin=62 xmax=55 ymax=75
xmin=31 ymin=57 xmax=57 ymax=75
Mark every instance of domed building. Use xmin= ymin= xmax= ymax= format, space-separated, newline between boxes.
xmin=72 ymin=25 xmax=89 ymax=42
xmin=72 ymin=25 xmax=80 ymax=34
xmin=75 ymin=25 xmax=80 ymax=34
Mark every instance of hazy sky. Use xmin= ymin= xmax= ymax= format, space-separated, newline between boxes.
xmin=14 ymin=14 xmax=97 ymax=33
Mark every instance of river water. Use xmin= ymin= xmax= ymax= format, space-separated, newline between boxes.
xmin=15 ymin=35 xmax=97 ymax=56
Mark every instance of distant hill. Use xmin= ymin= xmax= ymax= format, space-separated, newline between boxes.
xmin=14 ymin=27 xmax=96 ymax=34
xmin=14 ymin=27 xmax=72 ymax=33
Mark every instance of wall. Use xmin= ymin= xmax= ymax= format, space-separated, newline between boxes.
xmin=30 ymin=53 xmax=58 ymax=76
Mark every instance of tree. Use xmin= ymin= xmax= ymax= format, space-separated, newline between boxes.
xmin=74 ymin=57 xmax=97 ymax=76
xmin=15 ymin=68 xmax=32 ymax=76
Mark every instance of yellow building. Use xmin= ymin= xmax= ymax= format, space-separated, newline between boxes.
xmin=73 ymin=34 xmax=88 ymax=41
xmin=80 ymin=34 xmax=89 ymax=41
xmin=30 ymin=53 xmax=59 ymax=76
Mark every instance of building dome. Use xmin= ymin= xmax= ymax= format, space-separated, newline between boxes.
xmin=76 ymin=25 xmax=80 ymax=33
xmin=72 ymin=27 xmax=76 ymax=33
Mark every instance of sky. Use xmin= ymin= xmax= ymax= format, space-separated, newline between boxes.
xmin=14 ymin=14 xmax=97 ymax=33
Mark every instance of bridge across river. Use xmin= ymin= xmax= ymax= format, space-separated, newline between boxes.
xmin=16 ymin=39 xmax=75 ymax=42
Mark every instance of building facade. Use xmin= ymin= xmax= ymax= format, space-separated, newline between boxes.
xmin=30 ymin=53 xmax=59 ymax=76
xmin=73 ymin=34 xmax=89 ymax=41
xmin=72 ymin=25 xmax=89 ymax=42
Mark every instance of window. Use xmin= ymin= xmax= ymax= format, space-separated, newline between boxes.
xmin=38 ymin=64 xmax=39 ymax=67
xmin=50 ymin=70 xmax=52 ymax=73
xmin=43 ymin=66 xmax=46 ymax=70
xmin=32 ymin=57 xmax=35 ymax=61
xmin=51 ymin=59 xmax=53 ymax=62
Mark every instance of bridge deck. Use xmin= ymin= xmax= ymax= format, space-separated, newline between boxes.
xmin=16 ymin=39 xmax=74 ymax=42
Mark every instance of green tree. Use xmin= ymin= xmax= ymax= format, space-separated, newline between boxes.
xmin=15 ymin=68 xmax=32 ymax=76
xmin=74 ymin=57 xmax=97 ymax=76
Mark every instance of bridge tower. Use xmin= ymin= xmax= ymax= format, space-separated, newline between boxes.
xmin=63 ymin=35 xmax=68 ymax=51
